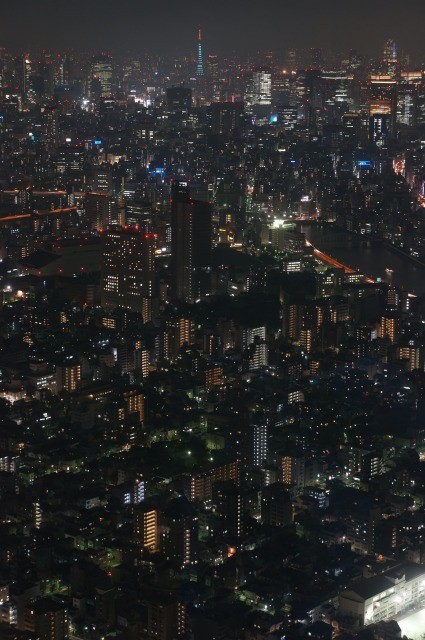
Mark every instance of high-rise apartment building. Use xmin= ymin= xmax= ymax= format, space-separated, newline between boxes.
xmin=57 ymin=360 xmax=81 ymax=393
xmin=250 ymin=423 xmax=268 ymax=467
xmin=171 ymin=181 xmax=211 ymax=303
xmin=279 ymin=455 xmax=305 ymax=493
xmin=147 ymin=596 xmax=186 ymax=640
xmin=134 ymin=505 xmax=158 ymax=551
xmin=24 ymin=598 xmax=68 ymax=640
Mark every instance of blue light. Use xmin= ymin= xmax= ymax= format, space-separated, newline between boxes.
xmin=155 ymin=168 xmax=165 ymax=174
xmin=94 ymin=140 xmax=102 ymax=145
xmin=270 ymin=114 xmax=278 ymax=123
xmin=357 ymin=160 xmax=373 ymax=168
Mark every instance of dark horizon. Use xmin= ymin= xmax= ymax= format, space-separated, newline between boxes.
xmin=2 ymin=0 xmax=424 ymax=59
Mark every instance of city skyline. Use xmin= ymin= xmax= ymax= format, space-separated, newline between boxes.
xmin=2 ymin=3 xmax=425 ymax=640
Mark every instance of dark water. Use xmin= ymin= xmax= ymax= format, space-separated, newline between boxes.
xmin=300 ymin=224 xmax=425 ymax=296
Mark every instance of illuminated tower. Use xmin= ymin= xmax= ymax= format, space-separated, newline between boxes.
xmin=196 ymin=28 xmax=204 ymax=76
xmin=247 ymin=67 xmax=272 ymax=121
xmin=90 ymin=54 xmax=113 ymax=97
xmin=383 ymin=39 xmax=398 ymax=77
xmin=383 ymin=39 xmax=397 ymax=65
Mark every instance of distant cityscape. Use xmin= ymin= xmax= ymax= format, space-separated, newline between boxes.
xmin=1 ymin=30 xmax=425 ymax=640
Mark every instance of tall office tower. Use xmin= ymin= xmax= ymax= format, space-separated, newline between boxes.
xmin=55 ymin=145 xmax=85 ymax=177
xmin=321 ymin=70 xmax=354 ymax=120
xmin=41 ymin=52 xmax=62 ymax=95
xmin=208 ymin=53 xmax=219 ymax=78
xmin=369 ymin=113 xmax=391 ymax=144
xmin=397 ymin=83 xmax=418 ymax=126
xmin=347 ymin=49 xmax=362 ymax=72
xmin=277 ymin=104 xmax=298 ymax=130
xmin=211 ymin=101 xmax=244 ymax=136
xmin=273 ymin=69 xmax=297 ymax=105
xmin=417 ymin=82 xmax=425 ymax=126
xmin=383 ymin=39 xmax=398 ymax=76
xmin=101 ymin=227 xmax=155 ymax=320
xmin=369 ymin=74 xmax=397 ymax=132
xmin=90 ymin=54 xmax=113 ymax=97
xmin=295 ymin=69 xmax=323 ymax=128
xmin=247 ymin=67 xmax=272 ymax=120
xmin=171 ymin=181 xmax=212 ymax=303
xmin=286 ymin=48 xmax=298 ymax=71
xmin=125 ymin=200 xmax=152 ymax=231
xmin=166 ymin=86 xmax=192 ymax=112
xmin=196 ymin=28 xmax=204 ymax=76
xmin=93 ymin=164 xmax=113 ymax=193
xmin=86 ymin=193 xmax=118 ymax=230
xmin=62 ymin=54 xmax=75 ymax=86
xmin=309 ymin=47 xmax=323 ymax=69
xmin=22 ymin=55 xmax=35 ymax=102
xmin=207 ymin=53 xmax=221 ymax=101
xmin=342 ymin=112 xmax=361 ymax=144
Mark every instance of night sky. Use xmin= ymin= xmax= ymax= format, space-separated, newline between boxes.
xmin=3 ymin=0 xmax=424 ymax=57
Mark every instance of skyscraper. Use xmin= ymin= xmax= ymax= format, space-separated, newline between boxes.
xmin=41 ymin=105 xmax=59 ymax=155
xmin=90 ymin=54 xmax=113 ymax=97
xmin=211 ymin=101 xmax=244 ymax=136
xmin=383 ymin=39 xmax=398 ymax=76
xmin=369 ymin=113 xmax=391 ymax=144
xmin=397 ymin=83 xmax=418 ymax=126
xmin=101 ymin=227 xmax=155 ymax=319
xmin=196 ymin=28 xmax=204 ymax=77
xmin=166 ymin=86 xmax=192 ymax=112
xmin=247 ymin=67 xmax=272 ymax=121
xmin=171 ymin=181 xmax=212 ymax=304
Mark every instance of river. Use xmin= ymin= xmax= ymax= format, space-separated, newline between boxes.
xmin=299 ymin=223 xmax=425 ymax=296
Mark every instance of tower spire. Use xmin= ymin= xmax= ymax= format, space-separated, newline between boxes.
xmin=196 ymin=27 xmax=204 ymax=76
